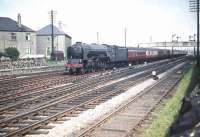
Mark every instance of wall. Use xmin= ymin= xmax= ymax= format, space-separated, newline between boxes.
xmin=36 ymin=35 xmax=71 ymax=59
xmin=0 ymin=31 xmax=36 ymax=58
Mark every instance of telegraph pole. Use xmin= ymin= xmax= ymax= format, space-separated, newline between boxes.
xmin=97 ymin=32 xmax=99 ymax=44
xmin=49 ymin=10 xmax=56 ymax=60
xmin=125 ymin=28 xmax=127 ymax=47
xmin=190 ymin=0 xmax=199 ymax=66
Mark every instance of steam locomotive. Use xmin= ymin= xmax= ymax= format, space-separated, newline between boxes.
xmin=65 ymin=42 xmax=185 ymax=74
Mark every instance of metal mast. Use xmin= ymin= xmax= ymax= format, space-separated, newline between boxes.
xmin=197 ymin=0 xmax=199 ymax=66
xmin=97 ymin=32 xmax=99 ymax=44
xmin=190 ymin=0 xmax=199 ymax=66
xmin=125 ymin=28 xmax=127 ymax=47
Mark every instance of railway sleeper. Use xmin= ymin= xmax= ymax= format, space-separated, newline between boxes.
xmin=49 ymin=108 xmax=65 ymax=111
xmin=27 ymin=130 xmax=49 ymax=135
xmin=0 ymin=127 xmax=19 ymax=133
xmin=31 ymin=116 xmax=45 ymax=121
xmin=39 ymin=125 xmax=55 ymax=129
xmin=0 ymin=116 xmax=6 ymax=120
xmin=46 ymin=110 xmax=60 ymax=114
xmin=6 ymin=123 xmax=29 ymax=128
xmin=75 ymin=107 xmax=87 ymax=111
xmin=80 ymin=105 xmax=95 ymax=110
xmin=56 ymin=117 xmax=69 ymax=121
xmin=50 ymin=121 xmax=64 ymax=124
xmin=70 ymin=110 xmax=83 ymax=115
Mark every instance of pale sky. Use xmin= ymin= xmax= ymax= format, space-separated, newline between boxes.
xmin=0 ymin=0 xmax=196 ymax=46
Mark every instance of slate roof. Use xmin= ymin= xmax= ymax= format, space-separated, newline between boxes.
xmin=37 ymin=24 xmax=71 ymax=38
xmin=0 ymin=17 xmax=35 ymax=32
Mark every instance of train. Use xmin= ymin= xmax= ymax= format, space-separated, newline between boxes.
xmin=65 ymin=42 xmax=186 ymax=74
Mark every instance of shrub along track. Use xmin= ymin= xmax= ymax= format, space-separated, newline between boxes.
xmin=0 ymin=58 xmax=186 ymax=137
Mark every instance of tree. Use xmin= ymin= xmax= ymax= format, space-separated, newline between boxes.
xmin=4 ymin=47 xmax=20 ymax=60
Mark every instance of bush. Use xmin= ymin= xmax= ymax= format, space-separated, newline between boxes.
xmin=4 ymin=47 xmax=20 ymax=60
xmin=0 ymin=51 xmax=4 ymax=58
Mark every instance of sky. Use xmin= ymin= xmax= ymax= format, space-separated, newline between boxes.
xmin=0 ymin=0 xmax=196 ymax=46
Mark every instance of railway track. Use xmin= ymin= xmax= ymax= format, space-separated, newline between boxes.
xmin=0 ymin=70 xmax=108 ymax=101
xmin=0 ymin=65 xmax=65 ymax=77
xmin=0 ymin=58 xmax=181 ymax=114
xmin=0 ymin=62 xmax=159 ymax=117
xmin=0 ymin=74 xmax=90 ymax=102
xmin=0 ymin=58 xmax=187 ymax=137
xmin=75 ymin=61 xmax=191 ymax=137
xmin=0 ymin=58 xmax=178 ymax=97
xmin=0 ymin=58 xmax=173 ymax=109
xmin=0 ymin=69 xmax=64 ymax=82
xmin=0 ymin=73 xmax=67 ymax=93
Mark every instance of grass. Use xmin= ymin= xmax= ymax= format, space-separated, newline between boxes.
xmin=143 ymin=64 xmax=199 ymax=137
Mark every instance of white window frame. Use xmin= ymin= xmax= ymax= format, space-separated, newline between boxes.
xmin=10 ymin=33 xmax=17 ymax=41
xmin=25 ymin=33 xmax=31 ymax=41
xmin=26 ymin=46 xmax=31 ymax=54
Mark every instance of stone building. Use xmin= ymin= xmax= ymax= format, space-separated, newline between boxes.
xmin=36 ymin=25 xmax=71 ymax=59
xmin=0 ymin=14 xmax=36 ymax=58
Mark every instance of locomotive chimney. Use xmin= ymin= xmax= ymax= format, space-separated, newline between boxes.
xmin=17 ymin=13 xmax=22 ymax=28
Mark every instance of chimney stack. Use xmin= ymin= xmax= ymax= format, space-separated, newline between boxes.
xmin=58 ymin=21 xmax=62 ymax=30
xmin=17 ymin=13 xmax=22 ymax=28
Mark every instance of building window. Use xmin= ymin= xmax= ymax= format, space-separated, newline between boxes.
xmin=47 ymin=47 xmax=51 ymax=55
xmin=26 ymin=33 xmax=30 ymax=41
xmin=26 ymin=46 xmax=31 ymax=54
xmin=47 ymin=37 xmax=50 ymax=41
xmin=11 ymin=33 xmax=17 ymax=41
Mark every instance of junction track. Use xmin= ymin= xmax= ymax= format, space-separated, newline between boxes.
xmin=0 ymin=57 xmax=189 ymax=137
